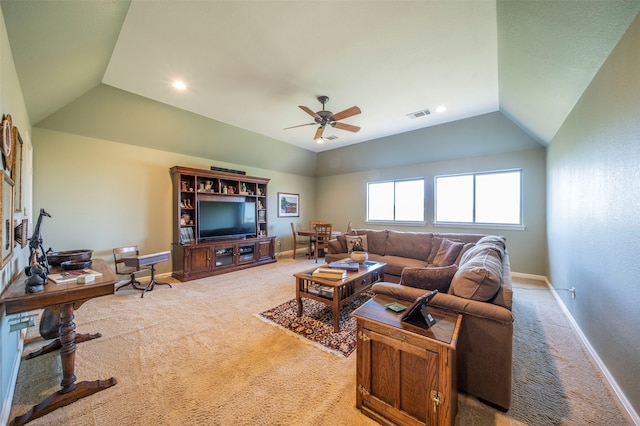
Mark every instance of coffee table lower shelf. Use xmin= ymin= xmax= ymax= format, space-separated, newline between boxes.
xmin=293 ymin=261 xmax=385 ymax=332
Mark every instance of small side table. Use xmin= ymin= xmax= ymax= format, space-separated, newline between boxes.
xmin=123 ymin=251 xmax=172 ymax=298
xmin=351 ymin=294 xmax=462 ymax=426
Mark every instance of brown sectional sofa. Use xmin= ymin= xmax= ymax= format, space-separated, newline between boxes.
xmin=326 ymin=229 xmax=514 ymax=411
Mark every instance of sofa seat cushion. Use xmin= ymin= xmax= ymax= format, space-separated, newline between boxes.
xmin=385 ymin=230 xmax=432 ymax=260
xmin=400 ymin=265 xmax=458 ymax=293
xmin=450 ymin=246 xmax=503 ymax=301
xmin=378 ymin=255 xmax=428 ymax=277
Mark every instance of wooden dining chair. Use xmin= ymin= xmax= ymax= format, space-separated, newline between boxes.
xmin=314 ymin=223 xmax=333 ymax=263
xmin=290 ymin=222 xmax=310 ymax=259
xmin=113 ymin=245 xmax=149 ymax=291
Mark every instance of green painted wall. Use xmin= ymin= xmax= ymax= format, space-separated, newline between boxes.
xmin=547 ymin=12 xmax=640 ymax=414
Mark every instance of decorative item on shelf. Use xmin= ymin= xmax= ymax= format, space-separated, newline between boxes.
xmin=181 ymin=181 xmax=189 ymax=192
xmin=180 ymin=214 xmax=191 ymax=225
xmin=257 ymin=200 xmax=264 ymax=210
xmin=240 ymin=183 xmax=247 ymax=195
xmin=24 ymin=209 xmax=51 ymax=293
xmin=228 ymin=186 xmax=235 ymax=194
xmin=223 ymin=186 xmax=228 ymax=194
xmin=199 ymin=183 xmax=205 ymax=191
xmin=205 ymin=181 xmax=213 ymax=190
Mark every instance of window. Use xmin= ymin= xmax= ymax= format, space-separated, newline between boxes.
xmin=367 ymin=179 xmax=425 ymax=223
xmin=435 ymin=170 xmax=522 ymax=226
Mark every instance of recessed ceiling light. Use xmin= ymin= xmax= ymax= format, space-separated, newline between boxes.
xmin=172 ymin=80 xmax=186 ymax=90
xmin=436 ymin=105 xmax=447 ymax=113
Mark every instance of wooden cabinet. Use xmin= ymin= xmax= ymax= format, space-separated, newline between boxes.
xmin=170 ymin=166 xmax=276 ymax=281
xmin=351 ymin=295 xmax=462 ymax=426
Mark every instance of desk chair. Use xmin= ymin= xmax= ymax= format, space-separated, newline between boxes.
xmin=291 ymin=222 xmax=310 ymax=259
xmin=314 ymin=223 xmax=333 ymax=263
xmin=113 ymin=246 xmax=148 ymax=292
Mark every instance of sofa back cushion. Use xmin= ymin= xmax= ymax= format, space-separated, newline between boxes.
xmin=400 ymin=265 xmax=458 ymax=293
xmin=449 ymin=245 xmax=503 ymax=301
xmin=363 ymin=230 xmax=388 ymax=255
xmin=385 ymin=231 xmax=433 ymax=260
xmin=432 ymin=238 xmax=465 ymax=266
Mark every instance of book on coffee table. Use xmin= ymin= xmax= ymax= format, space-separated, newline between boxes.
xmin=328 ymin=261 xmax=359 ymax=271
xmin=312 ymin=267 xmax=346 ymax=281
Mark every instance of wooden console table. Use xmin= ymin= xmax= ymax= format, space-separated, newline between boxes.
xmin=122 ymin=250 xmax=172 ymax=298
xmin=351 ymin=294 xmax=462 ymax=426
xmin=0 ymin=258 xmax=118 ymax=426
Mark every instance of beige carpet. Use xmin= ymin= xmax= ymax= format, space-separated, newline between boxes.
xmin=9 ymin=257 xmax=633 ymax=425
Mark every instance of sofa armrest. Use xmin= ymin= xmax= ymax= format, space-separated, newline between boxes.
xmin=372 ymin=282 xmax=513 ymax=325
xmin=429 ymin=292 xmax=513 ymax=325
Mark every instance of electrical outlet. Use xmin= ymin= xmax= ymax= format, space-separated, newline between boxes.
xmin=569 ymin=287 xmax=576 ymax=299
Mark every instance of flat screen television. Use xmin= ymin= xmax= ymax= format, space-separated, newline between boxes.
xmin=197 ymin=200 xmax=256 ymax=241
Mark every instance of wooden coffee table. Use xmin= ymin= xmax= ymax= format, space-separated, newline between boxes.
xmin=293 ymin=260 xmax=385 ymax=332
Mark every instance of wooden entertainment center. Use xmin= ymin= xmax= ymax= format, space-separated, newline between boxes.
xmin=170 ymin=165 xmax=276 ymax=281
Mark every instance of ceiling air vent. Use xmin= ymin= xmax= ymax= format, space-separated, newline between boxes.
xmin=406 ymin=109 xmax=431 ymax=119
xmin=324 ymin=135 xmax=338 ymax=141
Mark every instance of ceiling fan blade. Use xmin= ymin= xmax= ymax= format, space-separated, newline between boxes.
xmin=283 ymin=122 xmax=316 ymax=130
xmin=331 ymin=106 xmax=361 ymax=122
xmin=299 ymin=105 xmax=320 ymax=119
xmin=332 ymin=122 xmax=361 ymax=133
xmin=314 ymin=126 xmax=325 ymax=140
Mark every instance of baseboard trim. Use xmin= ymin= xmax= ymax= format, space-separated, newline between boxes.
xmin=512 ymin=271 xmax=639 ymax=424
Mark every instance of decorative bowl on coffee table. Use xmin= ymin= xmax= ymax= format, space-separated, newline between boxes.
xmin=350 ymin=252 xmax=368 ymax=263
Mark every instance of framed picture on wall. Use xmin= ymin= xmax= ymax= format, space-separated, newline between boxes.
xmin=1 ymin=172 xmax=14 ymax=267
xmin=277 ymin=192 xmax=299 ymax=217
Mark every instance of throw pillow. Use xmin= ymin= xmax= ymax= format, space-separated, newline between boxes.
xmin=400 ymin=265 xmax=458 ymax=293
xmin=432 ymin=239 xmax=465 ymax=267
xmin=450 ymin=246 xmax=503 ymax=301
xmin=345 ymin=235 xmax=369 ymax=253
xmin=426 ymin=237 xmax=443 ymax=264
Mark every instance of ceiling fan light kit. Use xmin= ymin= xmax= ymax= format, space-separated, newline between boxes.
xmin=284 ymin=95 xmax=361 ymax=142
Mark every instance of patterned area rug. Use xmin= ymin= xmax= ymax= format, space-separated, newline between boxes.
xmin=256 ymin=294 xmax=372 ymax=357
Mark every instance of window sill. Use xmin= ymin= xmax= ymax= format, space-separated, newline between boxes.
xmin=433 ymin=222 xmax=527 ymax=231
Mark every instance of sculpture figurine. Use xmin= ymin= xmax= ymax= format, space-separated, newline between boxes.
xmin=24 ymin=208 xmax=51 ymax=293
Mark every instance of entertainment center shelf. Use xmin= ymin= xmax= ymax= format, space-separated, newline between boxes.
xmin=170 ymin=165 xmax=275 ymax=281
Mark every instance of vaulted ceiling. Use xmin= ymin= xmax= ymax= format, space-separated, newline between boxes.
xmin=2 ymin=1 xmax=639 ymax=153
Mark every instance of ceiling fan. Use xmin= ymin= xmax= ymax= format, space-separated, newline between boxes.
xmin=284 ymin=96 xmax=361 ymax=141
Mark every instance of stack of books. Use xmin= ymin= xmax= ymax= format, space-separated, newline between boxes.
xmin=312 ymin=267 xmax=346 ymax=281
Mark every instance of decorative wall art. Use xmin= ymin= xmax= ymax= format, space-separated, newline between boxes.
xmin=11 ymin=126 xmax=23 ymax=212
xmin=1 ymin=172 xmax=15 ymax=267
xmin=277 ymin=192 xmax=299 ymax=217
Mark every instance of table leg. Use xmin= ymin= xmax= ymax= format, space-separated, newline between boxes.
xmin=25 ymin=332 xmax=102 ymax=360
xmin=296 ymin=278 xmax=303 ymax=317
xmin=333 ymin=287 xmax=341 ymax=333
xmin=140 ymin=264 xmax=172 ymax=298
xmin=11 ymin=303 xmax=117 ymax=426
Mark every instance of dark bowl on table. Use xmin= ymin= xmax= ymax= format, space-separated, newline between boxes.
xmin=47 ymin=250 xmax=93 ymax=266
xmin=61 ymin=259 xmax=93 ymax=270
